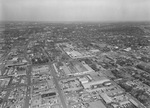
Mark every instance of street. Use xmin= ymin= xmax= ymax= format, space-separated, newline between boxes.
xmin=49 ymin=64 xmax=69 ymax=108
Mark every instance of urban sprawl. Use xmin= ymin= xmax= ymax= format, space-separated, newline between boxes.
xmin=0 ymin=22 xmax=150 ymax=108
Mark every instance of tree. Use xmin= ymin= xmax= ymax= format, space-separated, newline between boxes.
xmin=119 ymin=83 xmax=132 ymax=92
xmin=90 ymin=64 xmax=99 ymax=71
xmin=0 ymin=98 xmax=3 ymax=104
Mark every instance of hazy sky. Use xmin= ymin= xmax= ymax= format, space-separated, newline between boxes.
xmin=1 ymin=0 xmax=150 ymax=22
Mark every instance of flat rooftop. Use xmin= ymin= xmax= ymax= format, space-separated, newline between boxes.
xmin=89 ymin=100 xmax=107 ymax=108
xmin=61 ymin=61 xmax=94 ymax=75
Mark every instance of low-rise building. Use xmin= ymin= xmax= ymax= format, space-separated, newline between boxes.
xmin=59 ymin=61 xmax=95 ymax=76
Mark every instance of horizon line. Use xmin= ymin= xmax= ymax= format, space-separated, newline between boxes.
xmin=0 ymin=20 xmax=150 ymax=24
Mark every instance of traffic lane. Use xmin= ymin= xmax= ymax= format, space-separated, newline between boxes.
xmin=50 ymin=65 xmax=69 ymax=108
xmin=23 ymin=86 xmax=30 ymax=108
